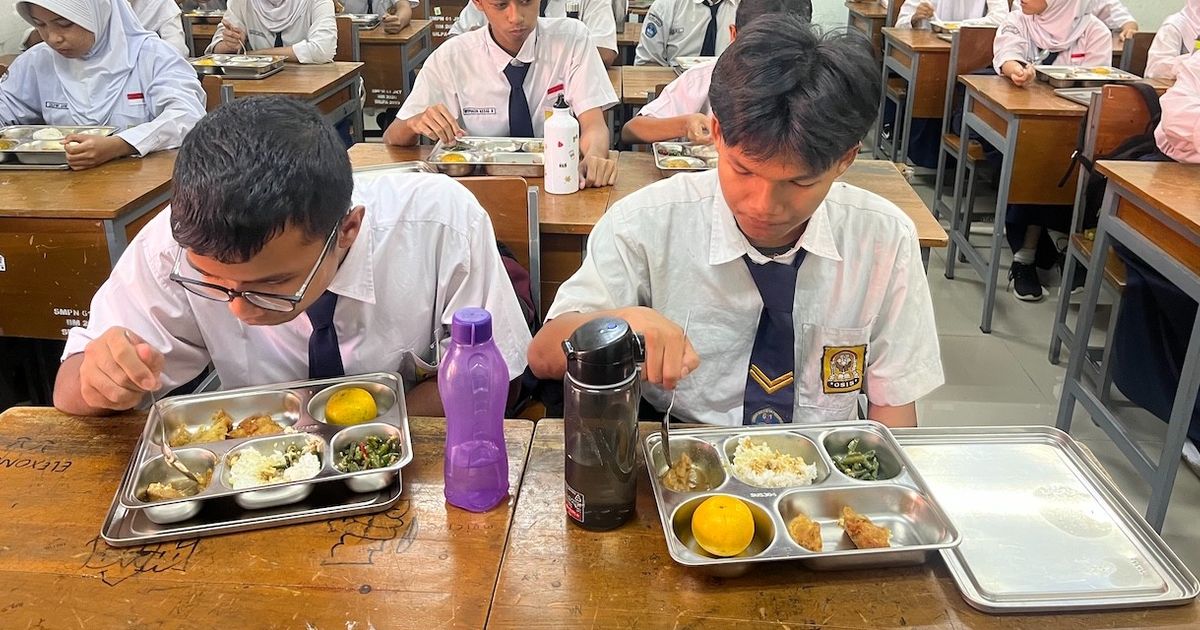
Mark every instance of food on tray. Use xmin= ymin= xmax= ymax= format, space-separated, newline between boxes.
xmin=661 ymin=452 xmax=708 ymax=492
xmin=838 ymin=506 xmax=891 ymax=549
xmin=194 ymin=57 xmax=218 ymax=66
xmin=1089 ymin=67 xmax=1112 ymax=75
xmin=143 ymin=469 xmax=213 ymax=502
xmin=227 ymin=438 xmax=322 ymax=489
xmin=31 ymin=127 xmax=65 ymax=141
xmin=169 ymin=409 xmax=288 ymax=446
xmin=730 ymin=436 xmax=817 ymax=488
xmin=690 ymin=495 xmax=755 ymax=557
xmin=660 ymin=156 xmax=705 ymax=169
xmin=479 ymin=140 xmax=520 ymax=153
xmin=688 ymin=144 xmax=717 ymax=160
xmin=522 ymin=140 xmax=544 ymax=153
xmin=787 ymin=512 xmax=823 ymax=552
xmin=0 ymin=139 xmax=16 ymax=150
xmin=832 ymin=438 xmax=882 ymax=480
xmin=656 ymin=143 xmax=684 ymax=157
xmin=335 ymin=435 xmax=401 ymax=472
xmin=437 ymin=152 xmax=470 ymax=163
xmin=324 ymin=387 xmax=379 ymax=425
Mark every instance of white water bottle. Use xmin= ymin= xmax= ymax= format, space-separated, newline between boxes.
xmin=544 ymin=94 xmax=580 ymax=195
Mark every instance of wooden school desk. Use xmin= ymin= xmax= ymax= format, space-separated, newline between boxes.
xmin=351 ymin=20 xmax=435 ymax=108
xmin=1057 ymin=161 xmax=1200 ymax=533
xmin=621 ymin=65 xmax=681 ymax=106
xmin=0 ymin=152 xmax=176 ymax=340
xmin=943 ymin=75 xmax=1088 ymax=334
xmin=846 ymin=1 xmax=888 ymax=59
xmin=617 ymin=21 xmax=640 ymax=66
xmin=208 ymin=62 xmax=365 ymax=143
xmin=875 ymin=27 xmax=952 ymax=164
xmin=0 ymin=408 xmax=533 ymax=629
xmin=485 ymin=420 xmax=1200 ymax=628
xmin=610 ymin=153 xmax=949 ymax=268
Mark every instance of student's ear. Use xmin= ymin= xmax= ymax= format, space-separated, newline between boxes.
xmin=728 ymin=25 xmax=736 ymax=42
xmin=710 ymin=115 xmax=722 ymax=145
xmin=337 ymin=205 xmax=366 ymax=249
xmin=830 ymin=145 xmax=860 ymax=180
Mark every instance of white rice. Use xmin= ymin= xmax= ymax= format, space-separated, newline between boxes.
xmin=228 ymin=445 xmax=321 ymax=489
xmin=731 ymin=436 xmax=818 ymax=488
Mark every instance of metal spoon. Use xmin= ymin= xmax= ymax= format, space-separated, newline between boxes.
xmin=661 ymin=311 xmax=691 ymax=469
xmin=126 ymin=330 xmax=203 ymax=485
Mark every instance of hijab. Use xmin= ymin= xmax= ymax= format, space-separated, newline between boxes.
xmin=1181 ymin=0 xmax=1200 ymax=38
xmin=247 ymin=0 xmax=308 ymax=34
xmin=1019 ymin=0 xmax=1093 ymax=53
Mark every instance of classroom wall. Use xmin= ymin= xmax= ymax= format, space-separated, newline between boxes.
xmin=812 ymin=0 xmax=1186 ymax=32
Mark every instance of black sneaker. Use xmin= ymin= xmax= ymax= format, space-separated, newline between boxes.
xmin=1009 ymin=261 xmax=1044 ymax=302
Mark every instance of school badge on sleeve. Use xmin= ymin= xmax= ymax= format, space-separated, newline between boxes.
xmin=822 ymin=345 xmax=866 ymax=395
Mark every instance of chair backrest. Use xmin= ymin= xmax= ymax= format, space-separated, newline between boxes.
xmin=334 ymin=16 xmax=360 ymax=62
xmin=201 ymin=74 xmax=231 ymax=113
xmin=1084 ymin=84 xmax=1158 ymax=160
xmin=886 ymin=0 xmax=905 ymax=28
xmin=455 ymin=176 xmax=542 ymax=321
xmin=939 ymin=26 xmax=997 ymax=137
xmin=1119 ymin=31 xmax=1155 ymax=76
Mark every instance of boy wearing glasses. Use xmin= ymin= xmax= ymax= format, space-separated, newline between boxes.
xmin=53 ymin=96 xmax=532 ymax=417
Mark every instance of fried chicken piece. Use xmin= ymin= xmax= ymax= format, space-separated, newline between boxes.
xmin=228 ymin=414 xmax=285 ymax=439
xmin=838 ymin=506 xmax=892 ymax=549
xmin=169 ymin=410 xmax=234 ymax=447
xmin=144 ymin=470 xmax=211 ymax=502
xmin=787 ymin=513 xmax=823 ymax=552
xmin=662 ymin=452 xmax=709 ymax=492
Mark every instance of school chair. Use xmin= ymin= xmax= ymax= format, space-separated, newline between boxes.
xmin=1119 ymin=31 xmax=1155 ymax=77
xmin=931 ymin=25 xmax=996 ymax=223
xmin=334 ymin=15 xmax=362 ymax=63
xmin=201 ymin=75 xmax=233 ymax=113
xmin=885 ymin=0 xmax=905 ymax=28
xmin=873 ymin=78 xmax=907 ymax=162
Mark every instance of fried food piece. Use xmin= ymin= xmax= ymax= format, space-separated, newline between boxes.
xmin=228 ymin=414 xmax=285 ymax=439
xmin=144 ymin=470 xmax=212 ymax=502
xmin=169 ymin=410 xmax=234 ymax=447
xmin=838 ymin=506 xmax=892 ymax=549
xmin=662 ymin=452 xmax=708 ymax=493
xmin=787 ymin=513 xmax=823 ymax=552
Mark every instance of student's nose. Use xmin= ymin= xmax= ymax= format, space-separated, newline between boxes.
xmin=505 ymin=4 xmax=526 ymax=27
xmin=744 ymin=178 xmax=783 ymax=218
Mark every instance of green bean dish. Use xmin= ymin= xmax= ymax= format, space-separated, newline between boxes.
xmin=335 ymin=435 xmax=401 ymax=472
xmin=833 ymin=438 xmax=881 ymax=481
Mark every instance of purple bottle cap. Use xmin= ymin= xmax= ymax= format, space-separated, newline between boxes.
xmin=451 ymin=307 xmax=493 ymax=345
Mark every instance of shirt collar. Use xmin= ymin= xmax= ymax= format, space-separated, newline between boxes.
xmin=707 ymin=172 xmax=844 ymax=266
xmin=484 ymin=21 xmax=539 ymax=73
xmin=325 ymin=208 xmax=377 ymax=305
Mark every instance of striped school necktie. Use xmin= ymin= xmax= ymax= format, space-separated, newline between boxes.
xmin=742 ymin=252 xmax=805 ymax=425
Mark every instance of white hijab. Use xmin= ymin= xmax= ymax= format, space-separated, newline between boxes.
xmin=248 ymin=0 xmax=307 ymax=33
xmin=934 ymin=0 xmax=989 ymax=22
xmin=129 ymin=0 xmax=181 ymax=34
xmin=1019 ymin=0 xmax=1093 ymax=53
xmin=17 ymin=0 xmax=154 ymax=125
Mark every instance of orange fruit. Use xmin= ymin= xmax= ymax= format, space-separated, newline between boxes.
xmin=690 ymin=495 xmax=755 ymax=557
xmin=325 ymin=387 xmax=378 ymax=426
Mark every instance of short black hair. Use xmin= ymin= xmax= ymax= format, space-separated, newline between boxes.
xmin=171 ymin=96 xmax=353 ymax=264
xmin=735 ymin=0 xmax=813 ymax=29
xmin=710 ymin=18 xmax=880 ymax=173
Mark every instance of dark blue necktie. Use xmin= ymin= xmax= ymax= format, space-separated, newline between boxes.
xmin=306 ymin=290 xmax=345 ymax=378
xmin=701 ymin=1 xmax=722 ymax=57
xmin=504 ymin=63 xmax=534 ymax=138
xmin=274 ymin=31 xmax=284 ymax=48
xmin=742 ymin=252 xmax=805 ymax=425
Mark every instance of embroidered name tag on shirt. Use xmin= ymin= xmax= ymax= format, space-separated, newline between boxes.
xmin=463 ymin=106 xmax=497 ymax=116
xmin=45 ymin=101 xmax=68 ymax=110
xmin=822 ymin=345 xmax=866 ymax=394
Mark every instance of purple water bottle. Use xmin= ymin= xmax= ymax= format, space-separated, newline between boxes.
xmin=440 ymin=308 xmax=511 ymax=512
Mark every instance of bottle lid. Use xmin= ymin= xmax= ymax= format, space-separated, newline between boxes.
xmin=553 ymin=94 xmax=569 ymax=110
xmin=562 ymin=317 xmax=645 ymax=387
xmin=451 ymin=307 xmax=493 ymax=345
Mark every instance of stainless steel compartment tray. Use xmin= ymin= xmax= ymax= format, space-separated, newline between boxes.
xmin=426 ymin=136 xmax=544 ymax=176
xmin=1054 ymin=87 xmax=1104 ymax=106
xmin=192 ymin=54 xmax=286 ymax=79
xmin=117 ymin=373 xmax=413 ymax=511
xmin=643 ymin=421 xmax=961 ymax=571
xmin=1035 ymin=65 xmax=1141 ymax=88
xmin=893 ymin=425 xmax=1199 ymax=613
xmin=652 ymin=141 xmax=718 ymax=174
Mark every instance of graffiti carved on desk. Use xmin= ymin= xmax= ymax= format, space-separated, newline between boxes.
xmin=322 ymin=500 xmax=417 ymax=566
xmin=82 ymin=537 xmax=200 ymax=586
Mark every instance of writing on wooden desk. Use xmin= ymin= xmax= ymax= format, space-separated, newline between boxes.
xmin=322 ymin=501 xmax=417 ymax=566
xmin=82 ymin=537 xmax=200 ymax=587
xmin=0 ymin=450 xmax=72 ymax=474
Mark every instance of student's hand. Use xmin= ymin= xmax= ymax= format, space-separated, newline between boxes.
xmin=913 ymin=2 xmax=935 ymax=23
xmin=614 ymin=306 xmax=700 ymax=390
xmin=78 ymin=327 xmax=165 ymax=412
xmin=408 ymin=105 xmax=464 ymax=144
xmin=63 ymin=135 xmax=134 ymax=170
xmin=1003 ymin=61 xmax=1035 ymax=87
xmin=579 ymin=154 xmax=618 ymax=188
xmin=382 ymin=14 xmax=404 ymax=34
xmin=685 ymin=113 xmax=713 ymax=144
xmin=1119 ymin=22 xmax=1137 ymax=43
xmin=334 ymin=0 xmax=345 ymax=13
xmin=216 ymin=19 xmax=247 ymax=53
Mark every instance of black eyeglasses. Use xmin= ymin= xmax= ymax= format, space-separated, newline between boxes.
xmin=169 ymin=221 xmax=341 ymax=312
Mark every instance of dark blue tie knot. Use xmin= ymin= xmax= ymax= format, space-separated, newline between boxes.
xmin=306 ymin=290 xmax=344 ymax=378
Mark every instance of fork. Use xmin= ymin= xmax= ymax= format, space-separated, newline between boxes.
xmin=661 ymin=311 xmax=692 ymax=468
xmin=126 ymin=330 xmax=203 ymax=485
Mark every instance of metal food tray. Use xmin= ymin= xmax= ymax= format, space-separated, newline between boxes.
xmin=344 ymin=13 xmax=382 ymax=28
xmin=427 ymin=136 xmax=545 ymax=177
xmin=672 ymin=56 xmax=714 ymax=75
xmin=893 ymin=425 xmax=1199 ymax=613
xmin=114 ymin=373 xmax=413 ymax=520
xmin=1054 ymin=86 xmax=1104 ymax=106
xmin=352 ymin=160 xmax=438 ymax=175
xmin=653 ymin=141 xmax=718 ymax=175
xmin=930 ymin=20 xmax=961 ymax=33
xmin=183 ymin=9 xmax=225 ymax=17
xmin=1035 ymin=65 xmax=1141 ymax=88
xmin=0 ymin=125 xmax=116 ymax=166
xmin=643 ymin=421 xmax=961 ymax=573
xmin=192 ymin=54 xmax=287 ymax=79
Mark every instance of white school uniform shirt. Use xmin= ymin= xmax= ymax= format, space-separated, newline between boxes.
xmin=62 ymin=171 xmax=533 ymax=395
xmin=1011 ymin=0 xmax=1134 ymax=31
xmin=992 ymin=12 xmax=1111 ymax=74
xmin=449 ymin=0 xmax=617 ymax=53
xmin=0 ymin=40 xmax=205 ymax=156
xmin=206 ymin=0 xmax=337 ymax=64
xmin=635 ymin=0 xmax=738 ymax=67
xmin=398 ymin=17 xmax=617 ymax=138
xmin=1 ymin=6 xmax=28 ymax=55
xmin=1145 ymin=12 xmax=1200 ymax=81
xmin=637 ymin=58 xmax=714 ymax=118
xmin=896 ymin=0 xmax=1009 ymax=30
xmin=340 ymin=0 xmax=397 ymax=15
xmin=1155 ymin=52 xmax=1200 ymax=164
xmin=546 ymin=170 xmax=945 ymax=427
xmin=130 ymin=0 xmax=189 ymax=55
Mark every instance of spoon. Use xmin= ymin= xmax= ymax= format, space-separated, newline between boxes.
xmin=661 ymin=311 xmax=691 ymax=469
xmin=126 ymin=330 xmax=203 ymax=486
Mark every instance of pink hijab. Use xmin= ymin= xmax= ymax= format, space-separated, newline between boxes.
xmin=1021 ymin=0 xmax=1091 ymax=52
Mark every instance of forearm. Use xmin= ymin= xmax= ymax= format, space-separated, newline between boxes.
xmin=866 ymin=401 xmax=917 ymax=428
xmin=404 ymin=379 xmax=445 ymax=417
xmin=621 ymin=114 xmax=687 ymax=144
xmin=598 ymin=47 xmax=617 ymax=67
xmin=529 ymin=309 xmax=633 ymax=379
xmin=384 ymin=116 xmax=421 ymax=146
xmin=250 ymin=45 xmax=299 ymax=62
xmin=580 ymin=115 xmax=610 ymax=159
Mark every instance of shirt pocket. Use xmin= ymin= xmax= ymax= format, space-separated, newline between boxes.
xmin=538 ymin=79 xmax=568 ymax=119
xmin=795 ymin=322 xmax=873 ymax=422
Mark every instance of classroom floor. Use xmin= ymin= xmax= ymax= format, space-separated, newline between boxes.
xmin=906 ymin=171 xmax=1200 ymax=577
